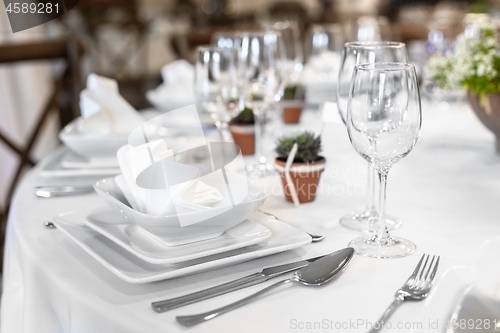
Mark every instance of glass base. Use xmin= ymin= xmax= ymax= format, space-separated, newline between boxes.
xmin=246 ymin=162 xmax=275 ymax=177
xmin=339 ymin=208 xmax=401 ymax=232
xmin=348 ymin=235 xmax=416 ymax=259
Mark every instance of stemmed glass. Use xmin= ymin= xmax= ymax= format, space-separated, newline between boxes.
xmin=262 ymin=20 xmax=303 ymax=84
xmin=337 ymin=41 xmax=408 ymax=232
xmin=194 ymin=46 xmax=240 ymax=141
xmin=306 ymin=23 xmax=343 ymax=64
xmin=237 ymin=31 xmax=284 ymax=176
xmin=346 ymin=62 xmax=421 ymax=259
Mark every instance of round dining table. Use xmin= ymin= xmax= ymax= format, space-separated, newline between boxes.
xmin=2 ymin=100 xmax=500 ymax=333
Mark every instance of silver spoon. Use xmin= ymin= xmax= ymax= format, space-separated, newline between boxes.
xmin=176 ymin=247 xmax=354 ymax=326
xmin=258 ymin=210 xmax=325 ymax=243
xmin=44 ymin=221 xmax=56 ymax=228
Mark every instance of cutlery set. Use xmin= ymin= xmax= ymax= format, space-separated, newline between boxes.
xmin=152 ymin=254 xmax=327 ymax=313
xmin=176 ymin=247 xmax=355 ymax=326
xmin=151 ymin=250 xmax=439 ymax=328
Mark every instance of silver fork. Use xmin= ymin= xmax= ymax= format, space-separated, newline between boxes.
xmin=367 ymin=254 xmax=440 ymax=333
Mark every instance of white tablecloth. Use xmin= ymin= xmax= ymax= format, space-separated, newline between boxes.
xmin=2 ymin=101 xmax=500 ymax=333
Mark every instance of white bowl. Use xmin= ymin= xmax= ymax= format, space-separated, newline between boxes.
xmin=93 ymin=177 xmax=266 ymax=246
xmin=59 ymin=118 xmax=128 ymax=158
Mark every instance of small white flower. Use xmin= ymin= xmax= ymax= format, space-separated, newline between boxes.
xmin=424 ymin=18 xmax=500 ymax=92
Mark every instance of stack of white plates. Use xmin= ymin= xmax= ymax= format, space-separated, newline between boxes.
xmin=52 ymin=179 xmax=312 ymax=283
xmin=39 ymin=118 xmax=125 ymax=177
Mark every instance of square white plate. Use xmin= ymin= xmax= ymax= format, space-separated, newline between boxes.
xmin=39 ymin=148 xmax=120 ymax=178
xmin=53 ymin=210 xmax=312 ymax=283
xmin=60 ymin=152 xmax=119 ymax=169
xmin=410 ymin=266 xmax=475 ymax=333
xmin=84 ymin=208 xmax=272 ymax=264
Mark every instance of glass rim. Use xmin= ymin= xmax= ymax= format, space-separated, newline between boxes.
xmin=310 ymin=23 xmax=342 ymax=31
xmin=344 ymin=41 xmax=406 ymax=49
xmin=196 ymin=45 xmax=238 ymax=53
xmin=355 ymin=62 xmax=415 ymax=72
xmin=233 ymin=30 xmax=279 ymax=38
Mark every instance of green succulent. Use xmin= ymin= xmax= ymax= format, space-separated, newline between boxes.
xmin=275 ymin=131 xmax=322 ymax=163
xmin=229 ymin=107 xmax=254 ymax=125
xmin=282 ymin=85 xmax=304 ymax=100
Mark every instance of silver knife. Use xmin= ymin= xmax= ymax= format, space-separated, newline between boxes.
xmin=151 ymin=254 xmax=325 ymax=313
xmin=34 ymin=185 xmax=94 ymax=198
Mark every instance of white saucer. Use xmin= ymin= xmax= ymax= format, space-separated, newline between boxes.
xmin=52 ymin=210 xmax=312 ymax=284
xmin=84 ymin=208 xmax=272 ymax=264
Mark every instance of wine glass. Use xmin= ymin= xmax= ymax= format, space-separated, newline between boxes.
xmin=305 ymin=23 xmax=344 ymax=64
xmin=346 ymin=62 xmax=421 ymax=259
xmin=237 ymin=31 xmax=284 ymax=176
xmin=337 ymin=41 xmax=408 ymax=232
xmin=346 ymin=16 xmax=393 ymax=42
xmin=262 ymin=20 xmax=304 ymax=84
xmin=194 ymin=46 xmax=240 ymax=141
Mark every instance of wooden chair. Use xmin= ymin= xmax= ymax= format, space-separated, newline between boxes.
xmin=76 ymin=0 xmax=154 ymax=109
xmin=0 ymin=38 xmax=84 ymax=269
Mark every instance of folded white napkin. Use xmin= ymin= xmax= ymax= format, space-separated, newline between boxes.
xmin=189 ymin=181 xmax=224 ymax=205
xmin=113 ymin=107 xmax=250 ymax=223
xmin=117 ymin=140 xmax=199 ymax=216
xmin=78 ymin=74 xmax=144 ymax=134
xmin=117 ymin=142 xmax=227 ymax=216
xmin=175 ymin=171 xmax=230 ymax=211
xmin=146 ymin=60 xmax=196 ymax=112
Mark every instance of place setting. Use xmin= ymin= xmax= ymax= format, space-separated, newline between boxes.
xmin=38 ymin=74 xmax=150 ymax=179
xmin=48 ymin=106 xmax=317 ymax=284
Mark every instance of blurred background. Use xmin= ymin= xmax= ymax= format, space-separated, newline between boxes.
xmin=0 ymin=0 xmax=498 ymax=258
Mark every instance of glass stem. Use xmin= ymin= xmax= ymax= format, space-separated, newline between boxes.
xmin=367 ymin=162 xmax=377 ymax=215
xmin=376 ymin=170 xmax=392 ymax=245
xmin=217 ymin=121 xmax=231 ymax=142
xmin=253 ymin=109 xmax=266 ymax=164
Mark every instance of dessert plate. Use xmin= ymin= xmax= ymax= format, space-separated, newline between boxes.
xmin=53 ymin=210 xmax=312 ymax=284
xmin=84 ymin=208 xmax=272 ymax=264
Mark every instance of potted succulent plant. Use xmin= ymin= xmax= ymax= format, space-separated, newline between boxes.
xmin=281 ymin=84 xmax=304 ymax=124
xmin=229 ymin=107 xmax=255 ymax=155
xmin=274 ymin=131 xmax=325 ymax=203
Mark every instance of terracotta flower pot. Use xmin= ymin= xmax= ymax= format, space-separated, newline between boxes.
xmin=229 ymin=125 xmax=255 ymax=155
xmin=275 ymin=157 xmax=326 ymax=203
xmin=281 ymin=101 xmax=303 ymax=124
xmin=467 ymin=91 xmax=500 ymax=154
